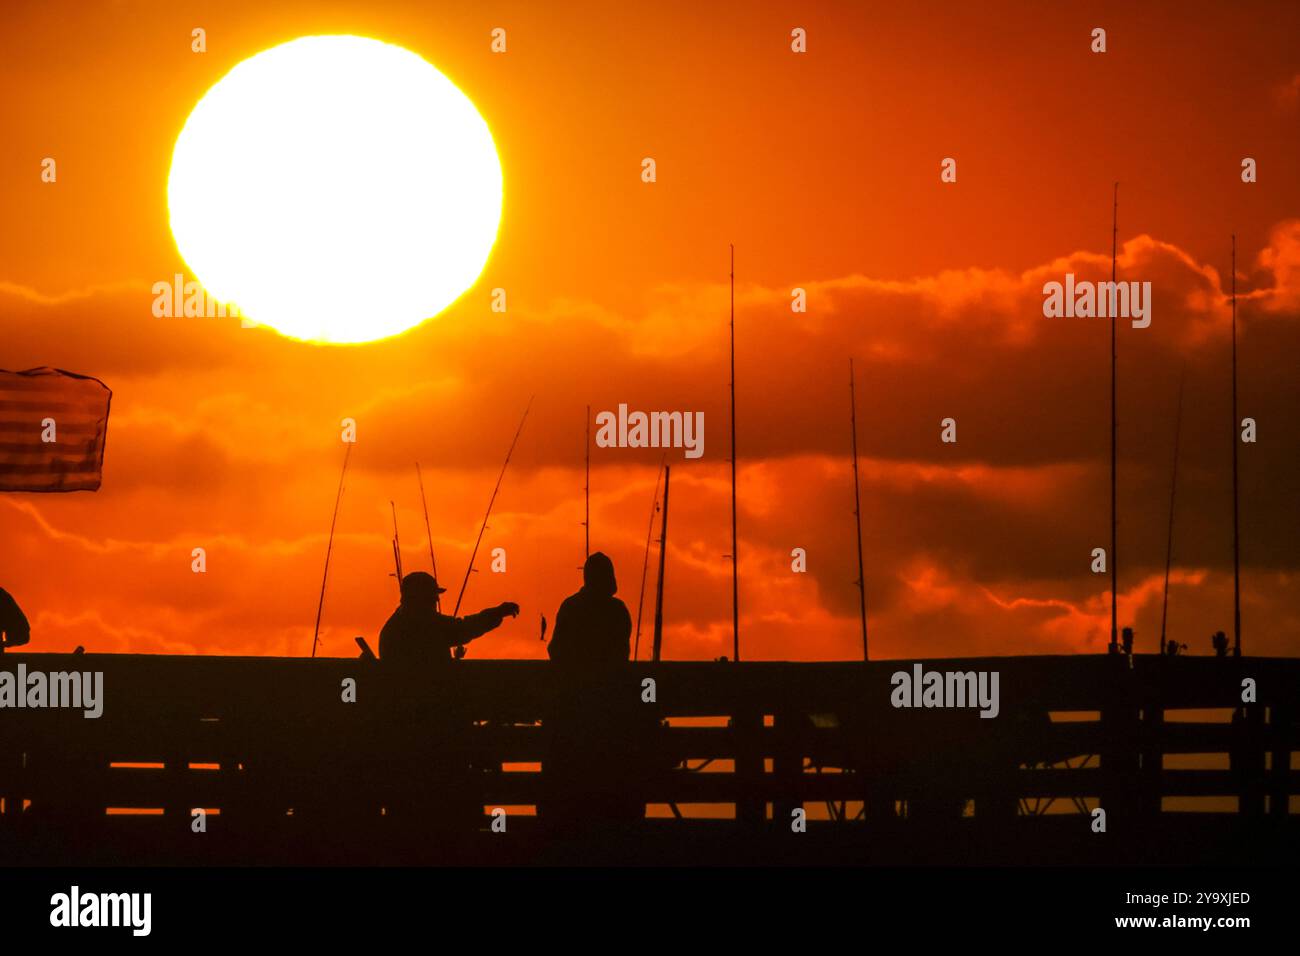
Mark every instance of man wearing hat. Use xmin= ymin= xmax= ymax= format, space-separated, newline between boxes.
xmin=378 ymin=571 xmax=518 ymax=669
xmin=375 ymin=572 xmax=518 ymax=829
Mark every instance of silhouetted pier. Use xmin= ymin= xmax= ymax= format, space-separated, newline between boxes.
xmin=2 ymin=652 xmax=1296 ymax=864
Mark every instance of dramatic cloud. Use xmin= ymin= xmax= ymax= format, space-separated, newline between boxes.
xmin=2 ymin=224 xmax=1297 ymax=661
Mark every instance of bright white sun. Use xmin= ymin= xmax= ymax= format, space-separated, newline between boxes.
xmin=167 ymin=35 xmax=503 ymax=344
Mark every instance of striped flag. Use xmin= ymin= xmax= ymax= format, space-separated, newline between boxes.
xmin=0 ymin=367 xmax=112 ymax=492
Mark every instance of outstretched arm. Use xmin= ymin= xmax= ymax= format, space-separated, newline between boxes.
xmin=442 ymin=602 xmax=519 ymax=647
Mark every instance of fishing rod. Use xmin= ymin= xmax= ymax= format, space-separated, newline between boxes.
xmin=1230 ymin=235 xmax=1241 ymax=657
xmin=310 ymin=442 xmax=351 ymax=658
xmin=416 ymin=461 xmax=440 ymax=611
xmin=652 ymin=464 xmax=671 ymax=662
xmin=583 ymin=405 xmax=590 ymax=560
xmin=728 ymin=243 xmax=740 ymax=662
xmin=390 ymin=500 xmax=403 ymax=590
xmin=849 ymin=359 xmax=869 ymax=661
xmin=1158 ymin=366 xmax=1186 ymax=653
xmin=633 ymin=455 xmax=666 ymax=661
xmin=1108 ymin=182 xmax=1119 ymax=655
xmin=453 ymin=396 xmax=534 ymax=617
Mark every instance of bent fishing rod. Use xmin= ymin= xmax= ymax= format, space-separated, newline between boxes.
xmin=453 ymin=396 xmax=534 ymax=623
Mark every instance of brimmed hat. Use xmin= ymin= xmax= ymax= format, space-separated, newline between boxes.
xmin=400 ymin=571 xmax=447 ymax=602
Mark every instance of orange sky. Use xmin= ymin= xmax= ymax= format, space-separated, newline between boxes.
xmin=1 ymin=0 xmax=1298 ymax=661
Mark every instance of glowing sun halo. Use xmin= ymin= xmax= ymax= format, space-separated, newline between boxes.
xmin=167 ymin=35 xmax=503 ymax=344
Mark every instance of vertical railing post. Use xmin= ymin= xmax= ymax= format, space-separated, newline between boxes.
xmin=772 ymin=710 xmax=801 ymax=831
xmin=1232 ymin=703 xmax=1266 ymax=818
xmin=1138 ymin=660 xmax=1164 ymax=818
xmin=733 ymin=706 xmax=764 ymax=829
xmin=1268 ymin=703 xmax=1291 ymax=819
xmin=1099 ymin=655 xmax=1140 ymax=829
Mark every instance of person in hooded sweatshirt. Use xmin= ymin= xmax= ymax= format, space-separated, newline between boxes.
xmin=547 ymin=552 xmax=630 ymax=666
xmin=544 ymin=552 xmax=645 ymax=836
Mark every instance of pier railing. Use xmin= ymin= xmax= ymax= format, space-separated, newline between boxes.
xmin=1 ymin=652 xmax=1296 ymax=861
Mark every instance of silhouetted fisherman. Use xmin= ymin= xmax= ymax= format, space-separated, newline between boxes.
xmin=378 ymin=572 xmax=518 ymax=669
xmin=548 ymin=552 xmax=631 ymax=665
xmin=375 ymin=571 xmax=518 ymax=831
xmin=1165 ymin=639 xmax=1186 ymax=657
xmin=1121 ymin=626 xmax=1134 ymax=656
xmin=545 ymin=553 xmax=646 ymax=838
xmin=0 ymin=587 xmax=30 ymax=652
xmin=1212 ymin=631 xmax=1230 ymax=657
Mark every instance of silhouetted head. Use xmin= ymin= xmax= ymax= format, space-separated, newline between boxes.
xmin=399 ymin=571 xmax=446 ymax=609
xmin=583 ymin=551 xmax=617 ymax=597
